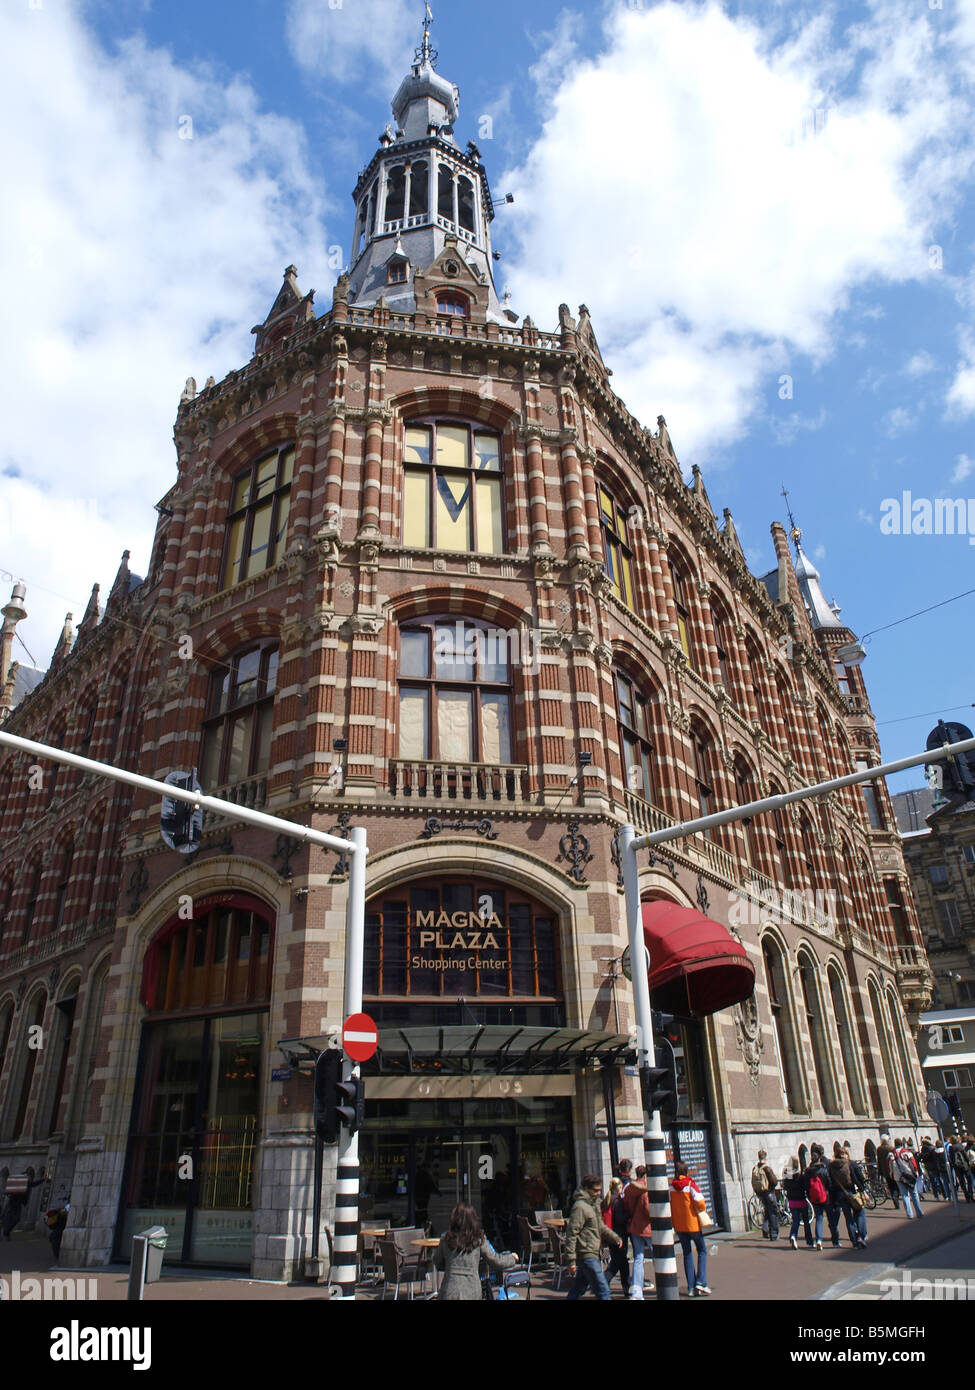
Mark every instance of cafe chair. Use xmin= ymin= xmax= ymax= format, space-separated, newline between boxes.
xmin=378 ymin=1238 xmax=423 ymax=1301
xmin=517 ymin=1215 xmax=549 ymax=1274
xmin=548 ymin=1227 xmax=571 ymax=1291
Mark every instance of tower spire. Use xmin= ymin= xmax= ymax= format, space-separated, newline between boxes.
xmin=416 ymin=4 xmax=437 ymax=68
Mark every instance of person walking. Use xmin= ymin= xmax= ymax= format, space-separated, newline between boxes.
xmin=669 ymin=1161 xmax=711 ymax=1297
xmin=433 ymin=1201 xmax=516 ymax=1300
xmin=0 ymin=1170 xmax=46 ymax=1241
xmin=888 ymin=1138 xmax=923 ymax=1219
xmin=46 ymin=1204 xmax=68 ymax=1262
xmin=806 ymin=1144 xmax=831 ymax=1250
xmin=932 ymin=1139 xmax=951 ymax=1201
xmin=829 ymin=1141 xmax=867 ymax=1248
xmin=949 ymin=1136 xmax=974 ymax=1203
xmin=564 ymin=1175 xmax=622 ymax=1301
xmin=784 ymin=1156 xmax=813 ymax=1250
xmin=876 ymin=1135 xmax=900 ymax=1209
xmin=601 ymin=1178 xmax=630 ymax=1295
xmin=751 ymin=1149 xmax=780 ymax=1241
xmin=920 ymin=1136 xmax=945 ymax=1200
xmin=623 ymin=1164 xmax=655 ymax=1299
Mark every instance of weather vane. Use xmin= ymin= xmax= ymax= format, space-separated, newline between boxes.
xmin=781 ymin=483 xmax=802 ymax=553
xmin=416 ymin=3 xmax=437 ymax=67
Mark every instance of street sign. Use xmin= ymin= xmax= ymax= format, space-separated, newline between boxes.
xmin=342 ymin=1012 xmax=378 ymax=1062
xmin=160 ymin=770 xmax=203 ymax=854
xmin=926 ymin=1089 xmax=950 ymax=1126
xmin=621 ymin=943 xmax=651 ymax=982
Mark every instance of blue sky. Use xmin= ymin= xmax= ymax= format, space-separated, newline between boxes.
xmin=2 ymin=0 xmax=974 ymax=792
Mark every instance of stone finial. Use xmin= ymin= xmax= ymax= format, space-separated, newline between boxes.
xmin=180 ymin=377 xmax=197 ymax=404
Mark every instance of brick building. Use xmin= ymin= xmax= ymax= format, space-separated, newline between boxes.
xmin=0 ymin=30 xmax=931 ymax=1277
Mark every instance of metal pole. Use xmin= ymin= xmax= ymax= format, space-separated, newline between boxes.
xmin=0 ymin=729 xmax=355 ymax=855
xmin=630 ymin=736 xmax=975 ymax=852
xmin=331 ymin=826 xmax=368 ymax=1301
xmin=620 ymin=824 xmax=678 ymax=1300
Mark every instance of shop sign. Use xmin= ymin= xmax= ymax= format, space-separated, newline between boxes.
xmin=271 ymin=1067 xmax=292 ymax=1082
xmin=411 ymin=910 xmax=509 ymax=973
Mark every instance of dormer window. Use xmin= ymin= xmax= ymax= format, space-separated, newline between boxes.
xmin=388 ymin=258 xmax=409 ymax=286
xmin=436 ymin=292 xmax=469 ymax=318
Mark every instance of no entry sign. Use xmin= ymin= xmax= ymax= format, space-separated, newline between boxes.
xmin=342 ymin=1012 xmax=378 ymax=1062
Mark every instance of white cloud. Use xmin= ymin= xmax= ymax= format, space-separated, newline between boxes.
xmin=947 ymin=329 xmax=975 ymax=416
xmin=285 ymin=0 xmax=418 ymax=95
xmin=769 ymin=405 xmax=829 ymax=446
xmin=951 ymin=453 xmax=975 ymax=485
xmin=857 ymin=508 xmax=874 ymax=525
xmin=501 ymin=0 xmax=975 ymax=457
xmin=0 ymin=3 xmax=332 ymax=665
xmin=883 ymin=406 xmax=914 ymax=437
xmin=903 ymin=349 xmax=936 ymax=376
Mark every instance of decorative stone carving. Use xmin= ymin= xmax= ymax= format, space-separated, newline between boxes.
xmin=557 ymin=818 xmax=594 ymax=883
xmin=734 ymin=995 xmax=764 ymax=1087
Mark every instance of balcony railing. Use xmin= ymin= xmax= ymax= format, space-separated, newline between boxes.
xmin=202 ymin=777 xmax=267 ymax=825
xmin=388 ymin=760 xmax=528 ymax=804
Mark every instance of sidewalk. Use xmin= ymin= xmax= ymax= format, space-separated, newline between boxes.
xmin=2 ymin=1195 xmax=972 ymax=1301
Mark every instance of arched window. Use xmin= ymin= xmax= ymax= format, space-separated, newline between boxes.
xmin=220 ymin=443 xmax=294 ymax=590
xmin=766 ymin=780 xmax=788 ymax=876
xmin=710 ymin=598 xmax=734 ymax=694
xmin=398 ymin=619 xmax=512 ymax=766
xmin=435 ymin=291 xmax=469 ymax=318
xmin=616 ymin=671 xmax=659 ymax=806
xmin=409 ymin=160 xmax=429 ymax=217
xmin=46 ymin=719 xmax=67 ymax=805
xmin=797 ymin=952 xmax=838 ymax=1112
xmin=887 ymin=988 xmax=920 ymax=1114
xmin=43 ymin=987 xmax=77 ymax=1136
xmin=0 ymin=999 xmax=13 ymax=1088
xmin=798 ymin=815 xmax=818 ymax=886
xmin=458 ymin=176 xmax=475 ymax=233
xmin=10 ymin=991 xmax=46 ymax=1139
xmin=599 ymin=488 xmax=635 ymax=609
xmin=0 ymin=875 xmax=13 ymax=951
xmin=437 ymin=163 xmax=454 ymax=220
xmin=827 ymin=964 xmax=866 ymax=1114
xmin=690 ymin=723 xmax=715 ymax=825
xmin=744 ymin=634 xmax=769 ymax=725
xmin=52 ymin=840 xmax=74 ymax=933
xmin=868 ymin=978 xmax=905 ymax=1113
xmin=385 ymin=164 xmax=406 ymax=222
xmin=78 ymin=697 xmax=98 ymax=760
xmin=669 ymin=560 xmax=691 ymax=660
xmin=144 ymin=901 xmax=273 ymax=1014
xmin=733 ymin=757 xmax=761 ymax=868
xmin=403 ymin=421 xmax=503 ymax=553
xmin=762 ymin=937 xmax=803 ymax=1113
xmin=21 ymin=862 xmax=43 ymax=944
xmin=200 ymin=642 xmax=279 ymax=795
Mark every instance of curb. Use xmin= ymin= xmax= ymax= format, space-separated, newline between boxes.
xmin=815 ymin=1219 xmax=975 ymax=1301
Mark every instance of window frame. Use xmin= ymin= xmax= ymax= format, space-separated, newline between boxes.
xmin=397 ymin=618 xmax=514 ymax=766
xmin=200 ymin=642 xmax=279 ymax=792
xmin=435 ymin=292 xmax=470 ymax=318
xmin=615 ymin=671 xmax=659 ymax=806
xmin=669 ymin=561 xmax=691 ymax=659
xmin=402 ymin=418 xmax=504 ymax=555
xmin=220 ymin=443 xmax=295 ymax=591
xmin=599 ymin=488 xmax=636 ymax=609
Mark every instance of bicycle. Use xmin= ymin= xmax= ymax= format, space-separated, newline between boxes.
xmin=748 ymin=1190 xmax=813 ymax=1233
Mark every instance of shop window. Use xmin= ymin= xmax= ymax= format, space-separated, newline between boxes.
xmin=146 ymin=902 xmax=273 ymax=1014
xmin=364 ymin=879 xmax=562 ymax=1006
xmin=200 ymin=643 xmax=278 ymax=792
xmin=398 ymin=619 xmax=512 ymax=765
xmin=403 ymin=421 xmax=503 ymax=553
xmin=220 ymin=443 xmax=294 ymax=590
xmin=599 ymin=489 xmax=635 ymax=609
xmin=616 ymin=671 xmax=659 ymax=805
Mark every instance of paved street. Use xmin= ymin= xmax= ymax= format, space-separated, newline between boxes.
xmin=3 ymin=1193 xmax=971 ymax=1302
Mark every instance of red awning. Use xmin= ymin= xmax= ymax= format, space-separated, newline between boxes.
xmin=641 ymin=900 xmax=754 ymax=1017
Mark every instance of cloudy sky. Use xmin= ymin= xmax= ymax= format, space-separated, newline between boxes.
xmin=2 ymin=0 xmax=974 ymax=790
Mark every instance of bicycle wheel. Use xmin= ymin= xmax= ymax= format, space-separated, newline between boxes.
xmin=860 ymin=1185 xmax=876 ymax=1211
xmin=747 ymin=1195 xmax=765 ymax=1230
xmin=872 ymin=1181 xmax=890 ymax=1209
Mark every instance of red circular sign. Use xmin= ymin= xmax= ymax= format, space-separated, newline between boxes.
xmin=342 ymin=1012 xmax=378 ymax=1062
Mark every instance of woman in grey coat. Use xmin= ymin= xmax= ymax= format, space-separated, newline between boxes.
xmin=434 ymin=1202 xmax=516 ymax=1300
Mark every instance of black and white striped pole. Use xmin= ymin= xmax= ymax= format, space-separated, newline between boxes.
xmin=330 ymin=825 xmax=368 ymax=1301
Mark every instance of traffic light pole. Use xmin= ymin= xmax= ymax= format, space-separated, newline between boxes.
xmin=619 ymin=733 xmax=975 ymax=1297
xmin=0 ymin=730 xmax=369 ymax=1295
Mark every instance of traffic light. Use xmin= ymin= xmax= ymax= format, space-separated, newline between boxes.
xmin=945 ymin=1092 xmax=962 ymax=1120
xmin=925 ymin=721 xmax=975 ymax=800
xmin=160 ymin=770 xmax=203 ymax=854
xmin=640 ymin=1046 xmax=678 ymax=1118
xmin=314 ymin=1050 xmax=366 ymax=1144
xmin=651 ymin=1009 xmax=676 ymax=1037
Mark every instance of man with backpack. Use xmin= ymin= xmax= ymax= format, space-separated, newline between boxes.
xmin=888 ymin=1138 xmax=923 ymax=1219
xmin=751 ymin=1149 xmax=780 ymax=1242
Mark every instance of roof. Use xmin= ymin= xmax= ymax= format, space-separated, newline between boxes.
xmin=10 ymin=664 xmax=46 ymax=708
xmin=920 ymin=1009 xmax=975 ymax=1024
xmin=922 ymin=1052 xmax=975 ymax=1068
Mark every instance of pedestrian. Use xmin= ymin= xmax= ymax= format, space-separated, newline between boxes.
xmin=45 ymin=1204 xmax=68 ymax=1262
xmin=601 ymin=1178 xmax=630 ymax=1295
xmin=623 ymin=1164 xmax=655 ymax=1299
xmin=806 ymin=1144 xmax=831 ymax=1250
xmin=876 ymin=1135 xmax=900 ymax=1209
xmin=751 ymin=1149 xmax=780 ymax=1241
xmin=433 ymin=1201 xmax=516 ymax=1301
xmin=920 ymin=1136 xmax=945 ymax=1200
xmin=669 ymin=1161 xmax=711 ymax=1297
xmin=0 ymin=1170 xmax=46 ymax=1241
xmin=564 ymin=1174 xmax=622 ymax=1301
xmin=784 ymin=1156 xmax=813 ymax=1249
xmin=830 ymin=1141 xmax=867 ymax=1248
xmin=888 ymin=1138 xmax=923 ymax=1219
xmin=932 ymin=1139 xmax=951 ymax=1200
xmin=949 ymin=1136 xmax=974 ymax=1203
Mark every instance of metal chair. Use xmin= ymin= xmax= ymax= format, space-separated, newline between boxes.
xmin=378 ymin=1238 xmax=423 ymax=1301
xmin=547 ymin=1226 xmax=571 ymax=1291
xmin=517 ymin=1215 xmax=549 ymax=1274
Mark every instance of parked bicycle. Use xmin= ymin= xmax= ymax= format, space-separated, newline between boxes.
xmin=747 ymin=1189 xmax=814 ymax=1231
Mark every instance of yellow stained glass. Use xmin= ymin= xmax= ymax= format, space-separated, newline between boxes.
xmin=222 ymin=516 xmax=246 ymax=589
xmin=677 ymin=614 xmax=690 ymax=658
xmin=274 ymin=491 xmax=291 ymax=551
xmin=279 ymin=448 xmax=296 ymax=485
xmin=245 ymin=502 xmax=272 ymax=578
xmin=254 ymin=454 xmax=277 ymax=500
xmin=474 ymin=433 xmax=500 ymax=471
xmin=436 ymin=425 xmax=469 ymax=470
xmin=231 ymin=474 xmax=250 ymax=514
xmin=621 ymin=551 xmax=634 ymax=609
xmin=475 ymin=476 xmax=503 ymax=554
xmin=600 ymin=487 xmax=615 ymax=525
xmin=405 ymin=426 xmax=431 ymax=465
xmin=435 ymin=473 xmax=470 ymax=551
xmin=404 ymin=470 xmax=430 ymax=547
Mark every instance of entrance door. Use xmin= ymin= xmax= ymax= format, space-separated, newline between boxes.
xmin=412 ymin=1133 xmax=512 ymax=1245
